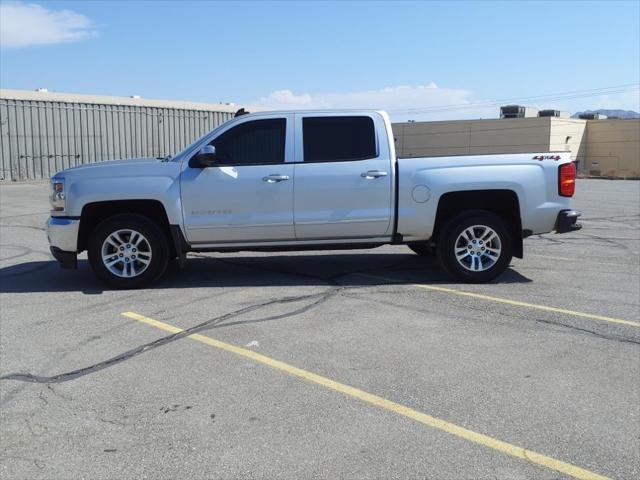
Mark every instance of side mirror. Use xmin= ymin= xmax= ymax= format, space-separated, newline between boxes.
xmin=189 ymin=145 xmax=217 ymax=168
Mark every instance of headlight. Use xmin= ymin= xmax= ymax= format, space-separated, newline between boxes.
xmin=50 ymin=178 xmax=66 ymax=212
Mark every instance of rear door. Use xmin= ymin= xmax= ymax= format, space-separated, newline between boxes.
xmin=180 ymin=115 xmax=295 ymax=244
xmin=293 ymin=113 xmax=393 ymax=239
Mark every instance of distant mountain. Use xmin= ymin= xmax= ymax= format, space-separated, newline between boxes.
xmin=571 ymin=109 xmax=640 ymax=119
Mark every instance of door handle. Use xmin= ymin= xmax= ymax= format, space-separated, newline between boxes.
xmin=361 ymin=170 xmax=388 ymax=179
xmin=262 ymin=174 xmax=290 ymax=183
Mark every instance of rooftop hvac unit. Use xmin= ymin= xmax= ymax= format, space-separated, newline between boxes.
xmin=538 ymin=110 xmax=570 ymax=118
xmin=500 ymin=105 xmax=539 ymax=119
xmin=578 ymin=113 xmax=608 ymax=120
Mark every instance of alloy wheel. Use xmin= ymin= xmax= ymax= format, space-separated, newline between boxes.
xmin=100 ymin=229 xmax=153 ymax=278
xmin=454 ymin=225 xmax=502 ymax=272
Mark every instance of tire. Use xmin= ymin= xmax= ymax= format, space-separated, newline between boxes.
xmin=88 ymin=214 xmax=169 ymax=289
xmin=436 ymin=211 xmax=513 ymax=283
xmin=408 ymin=243 xmax=433 ymax=256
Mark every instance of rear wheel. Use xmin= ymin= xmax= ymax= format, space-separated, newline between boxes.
xmin=88 ymin=214 xmax=169 ymax=289
xmin=436 ymin=211 xmax=512 ymax=283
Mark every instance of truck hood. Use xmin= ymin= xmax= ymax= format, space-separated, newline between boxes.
xmin=59 ymin=157 xmax=162 ymax=174
xmin=54 ymin=157 xmax=181 ymax=180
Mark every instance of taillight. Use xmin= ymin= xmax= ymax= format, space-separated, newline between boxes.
xmin=559 ymin=162 xmax=576 ymax=197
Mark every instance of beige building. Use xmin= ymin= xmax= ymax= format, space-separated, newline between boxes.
xmin=581 ymin=119 xmax=640 ymax=177
xmin=392 ymin=117 xmax=640 ymax=178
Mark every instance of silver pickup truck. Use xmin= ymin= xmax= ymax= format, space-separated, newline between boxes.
xmin=47 ymin=110 xmax=581 ymax=288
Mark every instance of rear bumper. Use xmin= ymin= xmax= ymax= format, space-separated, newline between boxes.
xmin=555 ymin=210 xmax=582 ymax=233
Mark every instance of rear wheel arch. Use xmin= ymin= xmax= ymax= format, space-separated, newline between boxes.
xmin=432 ymin=190 xmax=523 ymax=258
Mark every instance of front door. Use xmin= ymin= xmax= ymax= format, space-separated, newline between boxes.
xmin=180 ymin=115 xmax=295 ymax=244
xmin=293 ymin=113 xmax=393 ymax=239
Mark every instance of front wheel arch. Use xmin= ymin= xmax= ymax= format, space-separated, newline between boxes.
xmin=78 ymin=200 xmax=174 ymax=255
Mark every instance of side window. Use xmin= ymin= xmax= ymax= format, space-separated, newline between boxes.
xmin=303 ymin=116 xmax=377 ymax=162
xmin=210 ymin=118 xmax=286 ymax=165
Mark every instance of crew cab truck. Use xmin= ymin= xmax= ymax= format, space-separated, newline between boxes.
xmin=47 ymin=110 xmax=581 ymax=288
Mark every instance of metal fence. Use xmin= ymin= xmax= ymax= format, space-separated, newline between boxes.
xmin=0 ymin=98 xmax=235 ymax=181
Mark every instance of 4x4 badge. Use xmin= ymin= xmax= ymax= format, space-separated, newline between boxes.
xmin=533 ymin=155 xmax=561 ymax=161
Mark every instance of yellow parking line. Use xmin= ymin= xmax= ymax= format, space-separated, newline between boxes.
xmin=357 ymin=274 xmax=640 ymax=328
xmin=122 ymin=311 xmax=611 ymax=480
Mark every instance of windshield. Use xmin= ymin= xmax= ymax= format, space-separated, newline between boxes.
xmin=170 ymin=119 xmax=233 ymax=161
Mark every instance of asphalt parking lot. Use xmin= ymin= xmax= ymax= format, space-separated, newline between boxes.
xmin=0 ymin=178 xmax=638 ymax=480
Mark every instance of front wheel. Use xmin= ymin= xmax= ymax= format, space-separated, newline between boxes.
xmin=436 ymin=212 xmax=513 ymax=283
xmin=88 ymin=214 xmax=169 ymax=289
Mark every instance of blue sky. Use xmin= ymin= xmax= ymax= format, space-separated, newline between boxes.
xmin=1 ymin=0 xmax=639 ymax=120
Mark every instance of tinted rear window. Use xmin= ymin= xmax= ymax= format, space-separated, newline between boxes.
xmin=303 ymin=116 xmax=376 ymax=162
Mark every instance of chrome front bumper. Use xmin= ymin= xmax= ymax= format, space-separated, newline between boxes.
xmin=46 ymin=216 xmax=80 ymax=253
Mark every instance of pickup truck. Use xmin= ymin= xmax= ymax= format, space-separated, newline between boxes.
xmin=46 ymin=110 xmax=581 ymax=288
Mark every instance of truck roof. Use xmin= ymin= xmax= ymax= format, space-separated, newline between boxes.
xmin=241 ymin=109 xmax=386 ymax=116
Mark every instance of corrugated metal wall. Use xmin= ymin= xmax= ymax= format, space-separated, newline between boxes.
xmin=0 ymin=98 xmax=234 ymax=181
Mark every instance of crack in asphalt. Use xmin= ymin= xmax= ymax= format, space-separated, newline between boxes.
xmin=0 ymin=223 xmax=46 ymax=232
xmin=582 ymin=214 xmax=639 ymax=223
xmin=1 ymin=251 xmax=637 ymax=387
xmin=530 ymin=232 xmax=640 ymax=260
xmin=576 ymin=232 xmax=640 ymax=255
xmin=0 ymin=249 xmax=415 ymax=385
xmin=0 ymin=288 xmax=343 ymax=384
xmin=0 ymin=454 xmax=45 ymax=470
xmin=530 ymin=316 xmax=640 ymax=346
xmin=343 ymin=291 xmax=640 ymax=346
xmin=0 ymin=244 xmax=51 ymax=263
xmin=0 ymin=251 xmax=418 ymax=385
xmin=0 ymin=212 xmax=48 ymax=220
